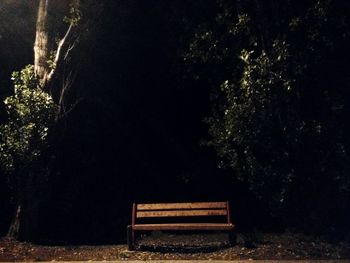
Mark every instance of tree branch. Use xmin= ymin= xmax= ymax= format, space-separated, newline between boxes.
xmin=47 ymin=22 xmax=74 ymax=82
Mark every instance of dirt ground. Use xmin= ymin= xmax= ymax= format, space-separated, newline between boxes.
xmin=0 ymin=232 xmax=349 ymax=261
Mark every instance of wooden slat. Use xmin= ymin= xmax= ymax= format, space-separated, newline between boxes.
xmin=132 ymin=223 xmax=234 ymax=231
xmin=137 ymin=202 xmax=227 ymax=210
xmin=136 ymin=209 xmax=227 ymax=218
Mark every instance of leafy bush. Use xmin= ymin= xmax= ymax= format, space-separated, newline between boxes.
xmin=185 ymin=0 xmax=350 ymax=233
xmin=0 ymin=65 xmax=57 ymax=173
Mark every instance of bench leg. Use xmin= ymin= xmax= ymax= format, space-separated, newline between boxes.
xmin=127 ymin=225 xmax=135 ymax=251
xmin=229 ymin=229 xmax=237 ymax=246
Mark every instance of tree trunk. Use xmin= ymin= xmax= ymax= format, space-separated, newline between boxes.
xmin=7 ymin=205 xmax=21 ymax=239
xmin=34 ymin=0 xmax=49 ymax=87
xmin=6 ymin=171 xmax=41 ymax=241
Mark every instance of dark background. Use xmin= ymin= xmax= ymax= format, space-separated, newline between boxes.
xmin=0 ymin=0 xmax=265 ymax=244
xmin=0 ymin=0 xmax=349 ymax=244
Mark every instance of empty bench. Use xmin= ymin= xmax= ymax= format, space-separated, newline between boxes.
xmin=126 ymin=201 xmax=235 ymax=250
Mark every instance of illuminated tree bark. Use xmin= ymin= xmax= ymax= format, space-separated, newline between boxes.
xmin=34 ymin=0 xmax=76 ymax=92
xmin=34 ymin=0 xmax=49 ymax=87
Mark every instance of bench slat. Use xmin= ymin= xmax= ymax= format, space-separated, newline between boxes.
xmin=132 ymin=223 xmax=234 ymax=231
xmin=136 ymin=209 xmax=227 ymax=218
xmin=137 ymin=202 xmax=227 ymax=210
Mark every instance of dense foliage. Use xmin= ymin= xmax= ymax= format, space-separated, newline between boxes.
xmin=185 ymin=0 xmax=350 ymax=233
xmin=0 ymin=65 xmax=56 ymax=173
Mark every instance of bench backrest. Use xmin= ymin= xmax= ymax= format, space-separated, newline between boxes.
xmin=132 ymin=201 xmax=231 ymax=225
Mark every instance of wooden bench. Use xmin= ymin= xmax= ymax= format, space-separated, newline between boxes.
xmin=126 ymin=201 xmax=235 ymax=250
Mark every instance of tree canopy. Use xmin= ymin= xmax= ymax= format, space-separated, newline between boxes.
xmin=185 ymin=0 xmax=350 ymax=232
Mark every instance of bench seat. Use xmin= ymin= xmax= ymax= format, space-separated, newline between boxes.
xmin=127 ymin=201 xmax=236 ymax=250
xmin=132 ymin=223 xmax=234 ymax=231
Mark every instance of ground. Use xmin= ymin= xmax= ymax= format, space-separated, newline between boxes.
xmin=0 ymin=232 xmax=349 ymax=261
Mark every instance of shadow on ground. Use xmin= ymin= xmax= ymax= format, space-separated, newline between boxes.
xmin=137 ymin=244 xmax=232 ymax=253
